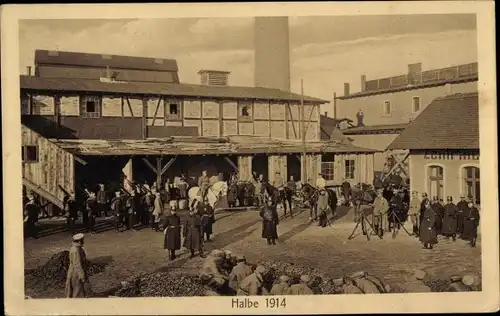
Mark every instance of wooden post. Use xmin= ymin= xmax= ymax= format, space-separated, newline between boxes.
xmin=156 ymin=157 xmax=163 ymax=188
xmin=285 ymin=102 xmax=289 ymax=139
xmin=300 ymin=79 xmax=307 ymax=183
xmin=333 ymin=92 xmax=337 ymax=119
xmin=218 ymin=101 xmax=223 ymax=137
xmin=123 ymin=157 xmax=134 ymax=192
xmin=54 ymin=96 xmax=61 ymax=127
xmin=142 ymin=98 xmax=148 ymax=140
xmin=268 ymin=101 xmax=272 ymax=138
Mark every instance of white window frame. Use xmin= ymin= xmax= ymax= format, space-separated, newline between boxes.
xmin=383 ymin=100 xmax=391 ymax=116
xmin=344 ymin=159 xmax=356 ymax=180
xmin=321 ymin=162 xmax=335 ymax=181
xmin=425 ymin=163 xmax=446 ymax=201
xmin=164 ymin=99 xmax=183 ymax=121
xmin=80 ymin=95 xmax=101 ymax=119
xmin=460 ymin=164 xmax=480 ymax=205
xmin=412 ymin=96 xmax=421 ymax=113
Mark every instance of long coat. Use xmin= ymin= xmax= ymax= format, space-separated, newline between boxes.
xmin=163 ymin=214 xmax=181 ymax=250
xmin=237 ymin=272 xmax=267 ymax=296
xmin=456 ymin=201 xmax=468 ymax=233
xmin=441 ymin=203 xmax=458 ymax=236
xmin=462 ymin=207 xmax=480 ymax=240
xmin=183 ymin=214 xmax=203 ymax=250
xmin=260 ymin=205 xmax=279 ymax=239
xmin=433 ymin=202 xmax=445 ymax=233
xmin=65 ymin=242 xmax=90 ymax=298
xmin=200 ymin=203 xmax=215 ymax=234
xmin=153 ymin=195 xmax=164 ymax=222
xmin=419 ymin=207 xmax=438 ymax=244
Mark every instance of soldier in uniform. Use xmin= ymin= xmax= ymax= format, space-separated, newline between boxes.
xmin=152 ymin=190 xmax=163 ymax=232
xmin=341 ymin=178 xmax=351 ymax=206
xmin=389 ymin=189 xmax=404 ymax=232
xmin=183 ymin=208 xmax=205 ymax=258
xmin=317 ymin=188 xmax=330 ymax=228
xmin=353 ymin=198 xmax=367 ymax=235
xmin=260 ymin=197 xmax=279 ymax=245
xmin=200 ymin=199 xmax=215 ymax=242
xmin=288 ymin=275 xmax=314 ymax=295
xmin=254 ymin=174 xmax=264 ymax=207
xmin=111 ymin=191 xmax=124 ymax=232
xmin=270 ymin=275 xmax=291 ymax=295
xmin=65 ymin=233 xmax=91 ymax=298
xmin=434 ymin=197 xmax=445 ymax=235
xmin=228 ymin=255 xmax=254 ymax=293
xmin=96 ymin=184 xmax=108 ymax=217
xmin=143 ymin=189 xmax=155 ymax=228
xmin=64 ymin=192 xmax=78 ymax=235
xmin=408 ymin=191 xmax=421 ymax=236
xmin=442 ymin=196 xmax=458 ymax=241
xmin=85 ymin=191 xmax=98 ymax=234
xmin=237 ymin=265 xmax=268 ymax=296
xmin=163 ymin=203 xmax=181 ymax=260
xmin=461 ymin=200 xmax=480 ymax=247
xmin=24 ymin=194 xmax=40 ymax=239
xmin=125 ymin=190 xmax=137 ymax=231
xmin=456 ymin=195 xmax=468 ymax=237
xmin=372 ymin=189 xmax=389 ymax=237
xmin=419 ymin=199 xmax=438 ymax=249
xmin=419 ymin=192 xmax=429 ymax=230
xmin=198 ymin=170 xmax=210 ymax=201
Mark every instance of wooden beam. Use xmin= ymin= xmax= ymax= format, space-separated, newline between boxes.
xmin=382 ymin=152 xmax=409 ymax=181
xmin=218 ymin=101 xmax=223 ymax=137
xmin=201 ymin=100 xmax=204 ymax=136
xmin=151 ymin=96 xmax=162 ymax=126
xmin=268 ymin=102 xmax=271 ymax=138
xmin=224 ymin=156 xmax=238 ymax=171
xmin=121 ymin=96 xmax=124 ymax=118
xmin=126 ymin=97 xmax=135 ymax=118
xmin=54 ymin=96 xmax=61 ymax=127
xmin=142 ymin=157 xmax=157 ymax=173
xmin=142 ymin=98 xmax=148 ymax=140
xmin=285 ymin=103 xmax=289 ymax=139
xmin=286 ymin=103 xmax=298 ymax=139
xmin=156 ymin=157 xmax=163 ymax=186
xmin=160 ymin=157 xmax=176 ymax=176
xmin=304 ymin=104 xmax=317 ymax=137
xmin=73 ymin=156 xmax=88 ymax=166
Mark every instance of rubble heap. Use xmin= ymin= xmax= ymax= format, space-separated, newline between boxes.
xmin=114 ymin=273 xmax=206 ymax=297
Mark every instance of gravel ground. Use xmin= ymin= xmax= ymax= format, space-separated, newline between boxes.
xmin=24 ymin=206 xmax=481 ymax=298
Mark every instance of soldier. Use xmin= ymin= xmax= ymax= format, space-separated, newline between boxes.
xmin=125 ymin=190 xmax=137 ymax=231
xmin=317 ymin=189 xmax=330 ymax=228
xmin=85 ymin=191 xmax=98 ymax=234
xmin=456 ymin=195 xmax=468 ymax=236
xmin=461 ymin=200 xmax=480 ymax=247
xmin=24 ymin=194 xmax=40 ymax=239
xmin=442 ymin=196 xmax=458 ymax=241
xmin=341 ymin=178 xmax=351 ymax=205
xmin=178 ymin=174 xmax=189 ymax=200
xmin=198 ymin=170 xmax=210 ymax=201
xmin=353 ymin=198 xmax=367 ymax=235
xmin=260 ymin=197 xmax=279 ymax=245
xmin=200 ymin=250 xmax=228 ymax=294
xmin=434 ymin=197 xmax=445 ymax=235
xmin=372 ymin=190 xmax=389 ymax=237
xmin=64 ymin=192 xmax=78 ymax=235
xmin=200 ymin=199 xmax=215 ymax=242
xmin=228 ymin=255 xmax=254 ymax=293
xmin=96 ymin=183 xmax=108 ymax=217
xmin=419 ymin=199 xmax=438 ymax=249
xmin=65 ymin=233 xmax=91 ymax=298
xmin=142 ymin=187 xmax=154 ymax=227
xmin=237 ymin=265 xmax=268 ymax=296
xmin=408 ymin=191 xmax=421 ymax=236
xmin=163 ymin=203 xmax=181 ymax=260
xmin=111 ymin=191 xmax=124 ymax=232
xmin=152 ymin=190 xmax=163 ymax=232
xmin=288 ymin=275 xmax=314 ymax=295
xmin=270 ymin=275 xmax=291 ymax=295
xmin=389 ymin=189 xmax=404 ymax=232
xmin=183 ymin=208 xmax=205 ymax=258
xmin=254 ymin=174 xmax=264 ymax=207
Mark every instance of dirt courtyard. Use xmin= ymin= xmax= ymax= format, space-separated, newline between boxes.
xmin=24 ymin=206 xmax=481 ymax=298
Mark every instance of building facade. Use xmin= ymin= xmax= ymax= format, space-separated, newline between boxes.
xmin=388 ymin=92 xmax=480 ymax=204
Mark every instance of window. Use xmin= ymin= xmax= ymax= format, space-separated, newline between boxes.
xmin=238 ymin=101 xmax=253 ymax=121
xmin=164 ymin=100 xmax=182 ymax=121
xmin=383 ymin=101 xmax=391 ymax=115
xmin=345 ymin=159 xmax=355 ymax=179
xmin=80 ymin=95 xmax=101 ymax=118
xmin=412 ymin=96 xmax=421 ymax=112
xmin=22 ymin=145 xmax=38 ymax=163
xmin=321 ymin=154 xmax=335 ymax=181
xmin=427 ymin=165 xmax=444 ymax=200
xmin=463 ymin=166 xmax=480 ymax=205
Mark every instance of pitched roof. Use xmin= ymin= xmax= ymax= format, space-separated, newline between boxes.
xmin=35 ymin=50 xmax=179 ymax=72
xmin=387 ymin=92 xmax=479 ymax=150
xmin=319 ymin=115 xmax=352 ymax=144
xmin=20 ymin=75 xmax=327 ymax=104
xmin=341 ymin=123 xmax=408 ymax=135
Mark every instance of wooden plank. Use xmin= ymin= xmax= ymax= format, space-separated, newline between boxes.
xmin=304 ymin=104 xmax=317 ymax=137
xmin=156 ymin=157 xmax=163 ymax=186
xmin=74 ymin=155 xmax=88 ymax=166
xmin=126 ymin=97 xmax=135 ymax=118
xmin=151 ymin=96 xmax=162 ymax=126
xmin=141 ymin=157 xmax=157 ymax=173
xmin=268 ymin=103 xmax=271 ymax=138
xmin=201 ymin=100 xmax=205 ymax=136
xmin=286 ymin=104 xmax=298 ymax=139
xmin=160 ymin=157 xmax=176 ymax=176
xmin=218 ymin=101 xmax=223 ymax=137
xmin=226 ymin=156 xmax=239 ymax=171
xmin=121 ymin=96 xmax=124 ymax=118
xmin=285 ymin=103 xmax=289 ymax=139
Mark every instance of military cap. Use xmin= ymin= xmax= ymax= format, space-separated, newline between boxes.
xmin=280 ymin=275 xmax=290 ymax=282
xmin=72 ymin=233 xmax=84 ymax=242
xmin=300 ymin=275 xmax=311 ymax=283
xmin=446 ymin=196 xmax=453 ymax=202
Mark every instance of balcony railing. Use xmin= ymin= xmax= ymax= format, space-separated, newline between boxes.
xmin=365 ymin=62 xmax=478 ymax=92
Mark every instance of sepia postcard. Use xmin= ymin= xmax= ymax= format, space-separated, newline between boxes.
xmin=1 ymin=1 xmax=498 ymax=315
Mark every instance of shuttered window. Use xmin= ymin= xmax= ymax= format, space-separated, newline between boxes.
xmin=80 ymin=95 xmax=102 ymax=118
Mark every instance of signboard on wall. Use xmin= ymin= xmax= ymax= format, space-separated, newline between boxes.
xmin=423 ymin=151 xmax=479 ymax=160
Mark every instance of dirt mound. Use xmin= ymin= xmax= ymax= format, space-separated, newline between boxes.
xmin=114 ymin=272 xmax=206 ymax=297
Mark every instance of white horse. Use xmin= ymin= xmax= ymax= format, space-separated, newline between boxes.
xmin=188 ymin=181 xmax=228 ymax=211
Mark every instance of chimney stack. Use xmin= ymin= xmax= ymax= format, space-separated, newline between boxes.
xmin=408 ymin=63 xmax=422 ymax=75
xmin=361 ymin=75 xmax=367 ymax=92
xmin=27 ymin=66 xmax=32 ymax=76
xmin=324 ymin=111 xmax=328 ymax=117
xmin=198 ymin=70 xmax=230 ymax=86
xmin=344 ymin=83 xmax=350 ymax=96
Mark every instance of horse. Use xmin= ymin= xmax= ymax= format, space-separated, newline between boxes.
xmin=261 ymin=181 xmax=294 ymax=218
xmin=227 ymin=182 xmax=238 ymax=208
xmin=188 ymin=181 xmax=228 ymax=211
xmin=350 ymin=186 xmax=377 ymax=205
xmin=301 ymin=183 xmax=338 ymax=218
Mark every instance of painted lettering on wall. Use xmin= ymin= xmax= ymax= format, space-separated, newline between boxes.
xmin=423 ymin=152 xmax=479 ymax=160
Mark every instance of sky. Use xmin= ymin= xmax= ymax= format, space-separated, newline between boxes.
xmin=19 ymin=15 xmax=477 ymax=111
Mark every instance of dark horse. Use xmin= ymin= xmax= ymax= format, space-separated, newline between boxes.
xmin=261 ymin=181 xmax=294 ymax=217
xmin=301 ymin=183 xmax=338 ymax=219
xmin=227 ymin=182 xmax=255 ymax=208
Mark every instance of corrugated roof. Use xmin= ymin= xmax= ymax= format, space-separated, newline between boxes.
xmin=341 ymin=123 xmax=408 ymax=135
xmin=387 ymin=92 xmax=479 ymax=150
xmin=20 ymin=75 xmax=327 ymax=104
xmin=35 ymin=50 xmax=179 ymax=72
xmin=50 ymin=136 xmax=378 ymax=156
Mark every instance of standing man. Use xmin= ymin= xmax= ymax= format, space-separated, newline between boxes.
xmin=434 ymin=197 xmax=445 ymax=236
xmin=372 ymin=189 xmax=389 ymax=238
xmin=260 ymin=197 xmax=279 ymax=245
xmin=143 ymin=189 xmax=155 ymax=227
xmin=420 ymin=192 xmax=429 ymax=232
xmin=111 ymin=191 xmax=124 ymax=232
xmin=125 ymin=190 xmax=137 ymax=231
xmin=183 ymin=208 xmax=205 ymax=258
xmin=65 ymin=233 xmax=91 ymax=298
xmin=408 ymin=191 xmax=421 ymax=236
xmin=317 ymin=189 xmax=330 ymax=227
xmin=442 ymin=196 xmax=458 ymax=241
xmin=152 ymin=190 xmax=163 ymax=232
xmin=461 ymin=200 xmax=480 ymax=247
xmin=163 ymin=203 xmax=181 ymax=260
xmin=456 ymin=195 xmax=468 ymax=237
xmin=64 ymin=192 xmax=78 ymax=235
xmin=254 ymin=174 xmax=263 ymax=207
xmin=178 ymin=174 xmax=189 ymax=201
xmin=389 ymin=190 xmax=404 ymax=232
xmin=198 ymin=170 xmax=210 ymax=201
xmin=200 ymin=199 xmax=215 ymax=242
xmin=341 ymin=178 xmax=351 ymax=205
xmin=96 ymin=184 xmax=108 ymax=217
xmin=24 ymin=194 xmax=40 ymax=239
xmin=419 ymin=199 xmax=438 ymax=249
xmin=85 ymin=191 xmax=98 ymax=234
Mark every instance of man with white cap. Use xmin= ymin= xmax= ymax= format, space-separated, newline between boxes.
xmin=228 ymin=255 xmax=253 ymax=292
xmin=288 ymin=275 xmax=314 ymax=295
xmin=237 ymin=265 xmax=268 ymax=296
xmin=316 ymin=173 xmax=326 ymax=190
xmin=270 ymin=275 xmax=291 ymax=295
xmin=65 ymin=233 xmax=91 ymax=298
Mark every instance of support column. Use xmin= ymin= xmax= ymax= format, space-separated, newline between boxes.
xmin=237 ymin=155 xmax=252 ymax=181
xmin=301 ymin=154 xmax=320 ymax=185
xmin=123 ymin=157 xmax=134 ymax=193
xmin=156 ymin=157 xmax=163 ymax=188
xmin=268 ymin=155 xmax=287 ymax=184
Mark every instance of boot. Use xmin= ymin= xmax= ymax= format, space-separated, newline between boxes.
xmin=190 ymin=249 xmax=195 ymax=258
xmin=267 ymin=238 xmax=272 ymax=245
xmin=199 ymin=249 xmax=206 ymax=258
xmin=272 ymin=239 xmax=276 ymax=245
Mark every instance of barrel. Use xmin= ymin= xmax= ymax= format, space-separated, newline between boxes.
xmin=178 ymin=199 xmax=188 ymax=210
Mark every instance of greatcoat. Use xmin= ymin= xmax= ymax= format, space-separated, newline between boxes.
xmin=441 ymin=203 xmax=458 ymax=236
xmin=163 ymin=214 xmax=181 ymax=250
xmin=183 ymin=214 xmax=203 ymax=250
xmin=65 ymin=242 xmax=91 ymax=298
xmin=419 ymin=207 xmax=438 ymax=245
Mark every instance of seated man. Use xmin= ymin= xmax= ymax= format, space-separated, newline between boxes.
xmin=199 ymin=250 xmax=228 ymax=292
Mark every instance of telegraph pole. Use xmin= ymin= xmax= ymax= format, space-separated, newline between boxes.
xmin=301 ymin=79 xmax=306 ymax=183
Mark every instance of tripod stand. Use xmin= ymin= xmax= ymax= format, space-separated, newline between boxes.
xmin=389 ymin=210 xmax=413 ymax=239
xmin=348 ymin=208 xmax=382 ymax=241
